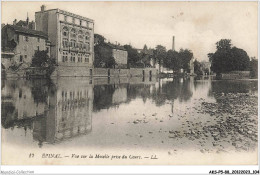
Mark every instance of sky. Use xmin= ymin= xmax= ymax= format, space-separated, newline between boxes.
xmin=1 ymin=1 xmax=258 ymax=61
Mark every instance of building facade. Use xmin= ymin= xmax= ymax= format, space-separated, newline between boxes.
xmin=112 ymin=48 xmax=128 ymax=68
xmin=35 ymin=5 xmax=94 ymax=76
xmin=1 ymin=23 xmax=48 ymax=72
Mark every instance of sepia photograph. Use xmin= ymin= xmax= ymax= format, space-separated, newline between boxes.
xmin=0 ymin=0 xmax=258 ymax=169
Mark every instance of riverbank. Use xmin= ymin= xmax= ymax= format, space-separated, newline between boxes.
xmin=125 ymin=91 xmax=258 ymax=154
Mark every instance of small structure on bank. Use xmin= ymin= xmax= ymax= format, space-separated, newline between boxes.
xmin=1 ymin=16 xmax=49 ymax=77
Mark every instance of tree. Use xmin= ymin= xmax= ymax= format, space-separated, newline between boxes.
xmin=94 ymin=34 xmax=105 ymax=45
xmin=31 ymin=50 xmax=55 ymax=67
xmin=210 ymin=39 xmax=250 ymax=74
xmin=31 ymin=50 xmax=56 ymax=77
xmin=123 ymin=45 xmax=140 ymax=67
xmin=194 ymin=60 xmax=203 ymax=76
xmin=154 ymin=45 xmax=167 ymax=73
xmin=216 ymin=39 xmax=231 ymax=50
xmin=164 ymin=50 xmax=180 ymax=73
xmin=139 ymin=45 xmax=153 ymax=67
xmin=178 ymin=48 xmax=193 ymax=73
xmin=94 ymin=43 xmax=115 ymax=68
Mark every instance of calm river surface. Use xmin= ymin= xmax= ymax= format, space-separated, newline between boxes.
xmin=1 ymin=76 xmax=258 ymax=156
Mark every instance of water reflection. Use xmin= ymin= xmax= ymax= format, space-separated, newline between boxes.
xmin=2 ymin=78 xmax=93 ymax=147
xmin=1 ymin=77 xmax=257 ymax=148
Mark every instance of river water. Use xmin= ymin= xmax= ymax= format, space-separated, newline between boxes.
xmin=1 ymin=76 xmax=258 ymax=164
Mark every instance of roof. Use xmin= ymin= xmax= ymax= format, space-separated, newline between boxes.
xmin=35 ymin=8 xmax=94 ymax=23
xmin=5 ymin=24 xmax=48 ymax=39
xmin=106 ymin=43 xmax=126 ymax=51
xmin=16 ymin=20 xmax=27 ymax=27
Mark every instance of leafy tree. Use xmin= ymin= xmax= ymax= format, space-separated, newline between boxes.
xmin=94 ymin=43 xmax=115 ymax=68
xmin=194 ymin=60 xmax=203 ymax=76
xmin=123 ymin=45 xmax=140 ymax=67
xmin=154 ymin=45 xmax=167 ymax=72
xmin=178 ymin=48 xmax=193 ymax=72
xmin=94 ymin=34 xmax=105 ymax=45
xmin=216 ymin=39 xmax=232 ymax=50
xmin=31 ymin=50 xmax=55 ymax=67
xmin=164 ymin=50 xmax=180 ymax=73
xmin=210 ymin=39 xmax=250 ymax=74
xmin=139 ymin=45 xmax=154 ymax=67
xmin=31 ymin=50 xmax=56 ymax=77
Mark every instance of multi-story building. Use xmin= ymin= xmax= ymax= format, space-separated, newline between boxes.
xmin=35 ymin=5 xmax=94 ymax=76
xmin=1 ymin=18 xmax=49 ymax=73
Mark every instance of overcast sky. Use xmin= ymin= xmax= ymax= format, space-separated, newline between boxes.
xmin=1 ymin=1 xmax=258 ymax=61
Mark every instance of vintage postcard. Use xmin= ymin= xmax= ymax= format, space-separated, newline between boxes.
xmin=1 ymin=1 xmax=258 ymax=166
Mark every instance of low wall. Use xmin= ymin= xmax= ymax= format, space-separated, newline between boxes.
xmin=94 ymin=68 xmax=108 ymax=77
xmin=52 ymin=66 xmax=92 ymax=77
xmin=6 ymin=66 xmax=158 ymax=78
xmin=221 ymin=71 xmax=250 ymax=80
xmin=129 ymin=68 xmax=158 ymax=77
xmin=93 ymin=68 xmax=157 ymax=77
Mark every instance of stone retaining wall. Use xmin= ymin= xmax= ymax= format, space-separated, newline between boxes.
xmin=6 ymin=66 xmax=158 ymax=78
xmin=221 ymin=71 xmax=250 ymax=80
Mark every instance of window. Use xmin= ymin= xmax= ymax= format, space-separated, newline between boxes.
xmin=24 ymin=36 xmax=29 ymax=42
xmin=85 ymin=32 xmax=90 ymax=41
xmin=86 ymin=42 xmax=90 ymax=51
xmin=19 ymin=89 xmax=22 ymax=98
xmin=24 ymin=55 xmax=27 ymax=59
xmin=71 ymin=53 xmax=76 ymax=62
xmin=20 ymin=55 xmax=23 ymax=62
xmin=80 ymin=20 xmax=82 ymax=26
xmin=78 ymin=54 xmax=82 ymax=62
xmin=62 ymin=52 xmax=68 ymax=62
xmin=70 ymin=39 xmax=76 ymax=48
xmin=78 ymin=36 xmax=83 ymax=42
xmin=62 ymin=38 xmax=69 ymax=48
xmin=85 ymin=54 xmax=89 ymax=63
xmin=64 ymin=15 xmax=67 ymax=22
xmin=37 ymin=37 xmax=40 ymax=42
xmin=37 ymin=46 xmax=40 ymax=51
xmin=78 ymin=35 xmax=84 ymax=49
xmin=62 ymin=27 xmax=69 ymax=37
xmin=70 ymin=28 xmax=76 ymax=39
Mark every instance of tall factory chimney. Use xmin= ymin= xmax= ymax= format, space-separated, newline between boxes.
xmin=172 ymin=36 xmax=175 ymax=51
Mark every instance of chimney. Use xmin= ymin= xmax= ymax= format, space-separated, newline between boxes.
xmin=41 ymin=5 xmax=46 ymax=12
xmin=26 ymin=12 xmax=29 ymax=25
xmin=172 ymin=36 xmax=175 ymax=51
xmin=13 ymin=19 xmax=17 ymax=25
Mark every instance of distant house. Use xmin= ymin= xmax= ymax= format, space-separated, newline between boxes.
xmin=200 ymin=61 xmax=211 ymax=75
xmin=1 ymin=19 xmax=49 ymax=72
xmin=107 ymin=43 xmax=128 ymax=68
